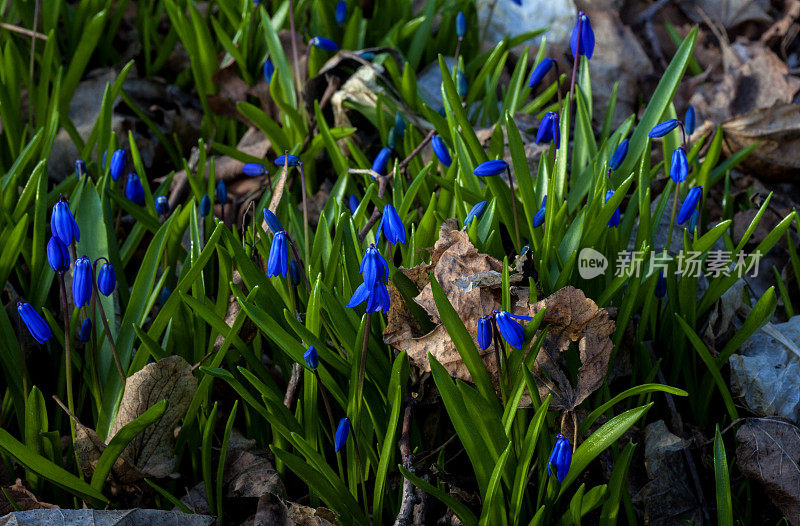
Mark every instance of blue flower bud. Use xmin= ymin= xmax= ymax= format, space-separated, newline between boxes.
xmin=528 ymin=57 xmax=554 ymax=89
xmin=97 ymin=262 xmax=116 ymax=296
xmin=548 ymin=434 xmax=572 ymax=482
xmin=335 ymin=1 xmax=347 ymax=26
xmin=334 ymin=417 xmax=350 ymax=452
xmin=688 ymin=208 xmax=700 ymax=232
xmin=464 ymin=201 xmax=488 ymax=228
xmin=677 ymin=185 xmax=702 ymax=225
xmin=72 ymin=256 xmax=93 ymax=309
xmin=570 ymin=12 xmax=595 ymax=59
xmin=109 ymin=149 xmax=126 ymax=181
xmin=304 ymin=346 xmax=319 ymax=370
xmin=670 ymin=147 xmax=688 ymax=183
xmin=431 ymin=136 xmax=452 ymax=167
xmin=215 ymin=180 xmax=228 ymax=205
xmin=348 ymin=194 xmax=360 ymax=215
xmin=378 ymin=204 xmax=406 ymax=244
xmin=535 ymin=111 xmax=560 ymax=148
xmin=605 ymin=190 xmax=620 ymax=228
xmin=17 ymin=302 xmax=52 ymax=344
xmin=359 ymin=51 xmax=375 ymax=61
xmin=267 ymin=231 xmax=289 ymax=278
xmin=79 ymin=318 xmax=93 ymax=343
xmin=159 ymin=286 xmax=171 ymax=306
xmin=155 ymin=195 xmax=169 ymax=216
xmin=310 ymin=36 xmax=338 ymax=51
xmin=473 ymin=159 xmax=508 ymax=177
xmin=263 ymin=58 xmax=275 ymax=84
xmin=372 ymin=147 xmax=392 ymax=175
xmin=199 ymin=195 xmax=211 ymax=217
xmin=47 ymin=236 xmax=70 ymax=273
xmin=394 ymin=112 xmax=405 ymax=138
xmin=655 ymin=271 xmax=667 ymax=299
xmin=685 ymin=106 xmax=696 ymax=135
xmin=347 ymin=244 xmax=391 ymax=313
xmin=456 ymin=11 xmax=466 ymax=37
xmin=263 ymin=209 xmax=284 ymax=233
xmin=533 ymin=196 xmax=547 ymax=227
xmin=75 ymin=159 xmax=87 ymax=179
xmin=387 ymin=128 xmax=397 ymax=150
xmin=648 ymin=119 xmax=679 ymax=138
xmin=243 ymin=163 xmax=267 ymax=176
xmin=51 ymin=199 xmax=81 ymax=246
xmin=456 ymin=70 xmax=468 ymax=97
xmin=477 ymin=315 xmax=493 ymax=350
xmin=125 ymin=173 xmax=145 ymax=205
xmin=288 ymin=259 xmax=301 ymax=286
xmin=609 ymin=139 xmax=629 ymax=171
xmin=495 ymin=310 xmax=532 ymax=349
xmin=274 ymin=154 xmax=301 ymax=167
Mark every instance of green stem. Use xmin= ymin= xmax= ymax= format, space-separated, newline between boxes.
xmin=59 ymin=274 xmax=75 ymax=442
xmin=355 ymin=312 xmax=371 ymax=422
xmin=506 ymin=166 xmax=521 ymax=249
xmin=299 ymin=163 xmax=309 ymax=266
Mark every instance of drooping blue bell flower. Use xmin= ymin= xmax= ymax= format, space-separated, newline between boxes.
xmin=47 ymin=236 xmax=70 ymax=273
xmin=274 ymin=154 xmax=301 ymax=167
xmin=431 ymin=136 xmax=452 ymax=167
xmin=570 ymin=12 xmax=595 ymax=59
xmin=348 ymin=194 xmax=360 ymax=215
xmin=243 ymin=163 xmax=267 ymax=176
xmin=72 ymin=256 xmax=93 ymax=309
xmin=304 ymin=346 xmax=319 ymax=370
xmin=456 ymin=11 xmax=466 ymax=38
xmin=528 ymin=57 xmax=554 ymax=89
xmin=378 ymin=204 xmax=406 ymax=244
xmin=464 ymin=201 xmax=488 ymax=228
xmin=548 ymin=434 xmax=572 ymax=482
xmin=494 ymin=310 xmax=532 ymax=349
xmin=358 ymin=244 xmax=389 ymax=288
xmin=310 ymin=36 xmax=339 ymax=51
xmin=263 ymin=58 xmax=275 ymax=83
xmin=335 ymin=0 xmax=347 ymax=26
xmin=655 ymin=270 xmax=667 ymax=298
xmin=97 ymin=262 xmax=116 ymax=296
xmin=109 ymin=149 xmax=126 ymax=181
xmin=477 ymin=315 xmax=493 ymax=350
xmin=263 ymin=209 xmax=284 ymax=233
xmin=216 ymin=180 xmax=228 ymax=205
xmin=17 ymin=302 xmax=52 ymax=344
xmin=125 ymin=173 xmax=145 ymax=205
xmin=371 ymin=147 xmax=392 ymax=176
xmin=155 ymin=195 xmax=169 ymax=216
xmin=533 ymin=196 xmax=547 ymax=227
xmin=288 ymin=259 xmax=300 ymax=286
xmin=456 ymin=70 xmax=468 ymax=97
xmin=79 ymin=318 xmax=92 ymax=343
xmin=473 ymin=159 xmax=508 ymax=177
xmin=605 ymin=190 xmax=620 ymax=228
xmin=334 ymin=417 xmax=350 ymax=452
xmin=685 ymin=106 xmax=696 ymax=135
xmin=688 ymin=208 xmax=700 ymax=233
xmin=649 ymin=119 xmax=679 ymax=138
xmin=677 ymin=186 xmax=702 ymax=225
xmin=670 ymin=147 xmax=688 ymax=183
xmin=75 ymin=159 xmax=87 ymax=179
xmin=609 ymin=139 xmax=628 ymax=171
xmin=347 ymin=244 xmax=391 ymax=313
xmin=51 ymin=198 xmax=81 ymax=246
xmin=535 ymin=111 xmax=560 ymax=148
xmin=199 ymin=195 xmax=211 ymax=217
xmin=267 ymin=231 xmax=289 ymax=278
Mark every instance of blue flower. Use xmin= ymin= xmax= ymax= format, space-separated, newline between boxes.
xmin=655 ymin=270 xmax=667 ymax=298
xmin=72 ymin=256 xmax=93 ymax=309
xmin=274 ymin=154 xmax=301 ymax=167
xmin=263 ymin=209 xmax=284 ymax=233
xmin=605 ymin=190 xmax=620 ymax=228
xmin=51 ymin=199 xmax=80 ymax=247
xmin=243 ymin=163 xmax=267 ymax=176
xmin=304 ymin=346 xmax=319 ymax=370
xmin=394 ymin=112 xmax=405 ymax=138
xmin=288 ymin=259 xmax=301 ymax=286
xmin=263 ymin=58 xmax=275 ymax=84
xmin=609 ymin=139 xmax=628 ymax=171
xmin=109 ymin=149 xmax=126 ymax=181
xmin=199 ymin=194 xmax=211 ymax=217
xmin=155 ymin=195 xmax=169 ymax=216
xmin=267 ymin=231 xmax=289 ymax=278
xmin=464 ymin=201 xmax=488 ymax=228
xmin=528 ymin=57 xmax=554 ymax=89
xmin=473 ymin=160 xmax=508 ymax=177
xmin=685 ymin=106 xmax=696 ymax=135
xmin=535 ymin=111 xmax=560 ymax=148
xmin=670 ymin=147 xmax=688 ymax=183
xmin=494 ymin=310 xmax=532 ymax=349
xmin=688 ymin=208 xmax=700 ymax=232
xmin=533 ymin=196 xmax=547 ymax=227
xmin=548 ymin=434 xmax=572 ymax=482
xmin=477 ymin=315 xmax=493 ymax=350
xmin=570 ymin=12 xmax=595 ymax=59
xmin=310 ymin=36 xmax=338 ymax=51
xmin=347 ymin=244 xmax=391 ymax=313
xmin=372 ymin=147 xmax=392 ymax=175
xmin=359 ymin=51 xmax=375 ymax=61
xmin=387 ymin=128 xmax=398 ymax=149
xmin=457 ymin=69 xmax=468 ymax=97
xmin=348 ymin=194 xmax=360 ymax=214
xmin=47 ymin=236 xmax=70 ymax=273
xmin=456 ymin=11 xmax=466 ymax=38
xmin=378 ymin=204 xmax=406 ymax=244
xmin=125 ymin=173 xmax=145 ymax=205
xmin=17 ymin=302 xmax=52 ymax=344
xmin=79 ymin=318 xmax=92 ymax=343
xmin=677 ymin=185 xmax=702 ymax=225
xmin=431 ymin=136 xmax=452 ymax=167
xmin=97 ymin=262 xmax=116 ymax=296
xmin=335 ymin=0 xmax=347 ymax=26
xmin=159 ymin=287 xmax=171 ymax=306
xmin=75 ymin=159 xmax=86 ymax=179
xmin=335 ymin=417 xmax=350 ymax=452
xmin=216 ymin=180 xmax=228 ymax=205
xmin=648 ymin=119 xmax=679 ymax=138
xmin=359 ymin=244 xmax=389 ymax=288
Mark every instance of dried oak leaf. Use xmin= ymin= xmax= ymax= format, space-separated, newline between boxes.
xmin=75 ymin=424 xmax=143 ymax=484
xmin=736 ymin=418 xmax=800 ymax=523
xmin=252 ymin=493 xmax=336 ymax=526
xmin=0 ymin=480 xmax=59 ymax=514
xmin=722 ymin=103 xmax=800 ymax=177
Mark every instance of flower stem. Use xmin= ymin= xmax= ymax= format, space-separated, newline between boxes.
xmin=288 ymin=0 xmax=302 ymax=96
xmin=93 ymin=260 xmax=126 ymax=384
xmin=491 ymin=318 xmax=506 ymax=404
xmin=59 ymin=274 xmax=75 ymax=441
xmin=299 ymin=162 xmax=309 ymax=266
xmin=569 ymin=17 xmax=583 ymax=103
xmin=355 ymin=312 xmax=371 ymax=423
xmin=505 ymin=166 xmax=521 ymax=249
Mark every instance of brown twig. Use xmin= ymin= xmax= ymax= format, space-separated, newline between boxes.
xmin=283 ymin=362 xmax=302 ymax=409
xmin=394 ymin=403 xmax=418 ymax=526
xmin=0 ymin=22 xmax=48 ymax=40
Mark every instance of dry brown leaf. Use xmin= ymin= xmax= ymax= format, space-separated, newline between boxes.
xmin=722 ymin=103 xmax=800 ymax=177
xmin=736 ymin=418 xmax=800 ymax=523
xmin=252 ymin=493 xmax=336 ymax=526
xmin=679 ymin=0 xmax=770 ymax=29
xmin=224 ymin=449 xmax=284 ymax=499
xmin=0 ymin=480 xmax=59 ymax=515
xmin=75 ymin=424 xmax=143 ymax=483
